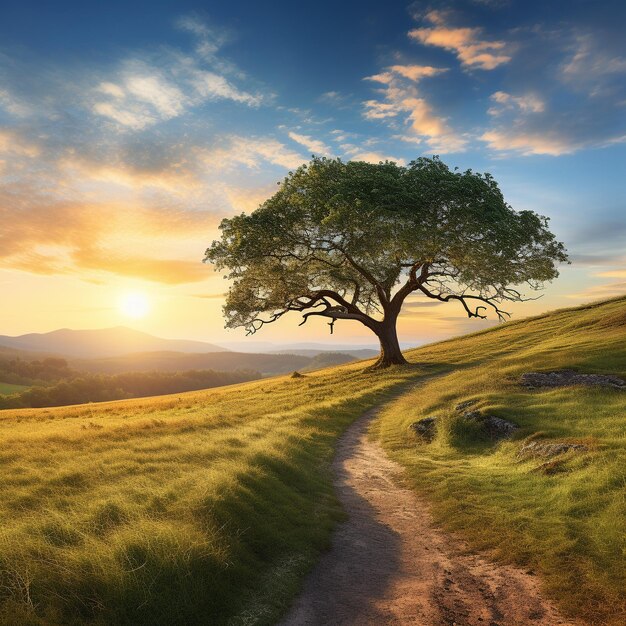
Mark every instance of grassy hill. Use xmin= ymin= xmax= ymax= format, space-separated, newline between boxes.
xmin=0 ymin=295 xmax=624 ymax=624
xmin=376 ymin=295 xmax=626 ymax=624
xmin=0 ymin=359 xmax=422 ymax=625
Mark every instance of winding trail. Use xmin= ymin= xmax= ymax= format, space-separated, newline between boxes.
xmin=280 ymin=403 xmax=577 ymax=626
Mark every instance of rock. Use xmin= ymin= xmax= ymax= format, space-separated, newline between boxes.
xmin=481 ymin=416 xmax=518 ymax=438
xmin=291 ymin=371 xmax=305 ymax=378
xmin=409 ymin=417 xmax=437 ymax=441
xmin=455 ymin=399 xmax=478 ymax=412
xmin=462 ymin=410 xmax=483 ymax=421
xmin=518 ymin=440 xmax=589 ymax=459
xmin=461 ymin=410 xmax=518 ymax=439
xmin=521 ymin=370 xmax=625 ymax=390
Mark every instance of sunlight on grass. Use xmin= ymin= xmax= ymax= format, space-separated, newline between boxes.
xmin=1 ymin=296 xmax=624 ymax=625
xmin=375 ymin=295 xmax=626 ymax=625
xmin=0 ymin=359 xmax=425 ymax=625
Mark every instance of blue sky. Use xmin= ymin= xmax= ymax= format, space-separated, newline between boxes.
xmin=0 ymin=0 xmax=625 ymax=346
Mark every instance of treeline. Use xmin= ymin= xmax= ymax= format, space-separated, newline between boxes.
xmin=0 ymin=357 xmax=73 ymax=386
xmin=0 ymin=369 xmax=261 ymax=409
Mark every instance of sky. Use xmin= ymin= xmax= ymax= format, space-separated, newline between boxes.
xmin=0 ymin=0 xmax=625 ymax=348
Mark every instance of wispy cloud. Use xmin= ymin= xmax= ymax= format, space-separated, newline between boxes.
xmin=0 ymin=193 xmax=216 ymax=284
xmin=409 ymin=10 xmax=511 ymax=70
xmin=362 ymin=64 xmax=467 ymax=153
xmin=198 ymin=135 xmax=305 ymax=170
xmin=479 ymin=129 xmax=577 ymax=156
xmin=91 ymin=54 xmax=262 ymax=130
xmin=487 ymin=91 xmax=544 ymax=115
xmin=287 ymin=131 xmax=332 ymax=155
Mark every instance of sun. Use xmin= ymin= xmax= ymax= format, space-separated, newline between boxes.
xmin=118 ymin=292 xmax=151 ymax=319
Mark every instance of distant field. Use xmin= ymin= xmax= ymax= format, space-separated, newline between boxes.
xmin=0 ymin=382 xmax=29 ymax=395
xmin=376 ymin=295 xmax=626 ymax=625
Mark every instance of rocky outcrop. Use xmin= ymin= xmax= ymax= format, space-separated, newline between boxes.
xmin=517 ymin=440 xmax=589 ymax=459
xmin=455 ymin=403 xmax=518 ymax=439
xmin=521 ymin=370 xmax=624 ymax=390
xmin=409 ymin=417 xmax=437 ymax=441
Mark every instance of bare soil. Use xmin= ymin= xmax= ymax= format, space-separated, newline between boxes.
xmin=279 ymin=405 xmax=579 ymax=626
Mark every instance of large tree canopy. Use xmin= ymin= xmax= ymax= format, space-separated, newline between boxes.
xmin=204 ymin=157 xmax=568 ymax=368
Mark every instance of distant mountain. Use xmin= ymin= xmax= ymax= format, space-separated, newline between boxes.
xmin=70 ymin=350 xmax=362 ymax=376
xmin=0 ymin=327 xmax=228 ymax=359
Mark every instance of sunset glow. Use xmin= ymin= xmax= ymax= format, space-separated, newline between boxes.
xmin=118 ymin=292 xmax=151 ymax=319
xmin=0 ymin=1 xmax=624 ymax=346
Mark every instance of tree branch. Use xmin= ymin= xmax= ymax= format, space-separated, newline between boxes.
xmin=417 ymin=283 xmax=512 ymax=322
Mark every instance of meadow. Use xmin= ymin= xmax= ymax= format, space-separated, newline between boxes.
xmin=0 ymin=296 xmax=624 ymax=624
xmin=0 ymin=358 xmax=424 ymax=625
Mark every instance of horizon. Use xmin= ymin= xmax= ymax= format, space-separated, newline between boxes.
xmin=1 ymin=0 xmax=625 ymax=346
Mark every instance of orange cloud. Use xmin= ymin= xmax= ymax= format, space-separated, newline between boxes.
xmin=595 ymin=270 xmax=626 ymax=279
xmin=0 ymin=129 xmax=40 ymax=157
xmin=72 ymin=248 xmax=211 ymax=284
xmin=409 ymin=11 xmax=511 ymax=70
xmin=480 ymin=130 xmax=577 ymax=155
xmin=0 ymin=193 xmax=218 ymax=284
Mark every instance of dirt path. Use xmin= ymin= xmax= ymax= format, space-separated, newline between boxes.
xmin=279 ymin=404 xmax=578 ymax=626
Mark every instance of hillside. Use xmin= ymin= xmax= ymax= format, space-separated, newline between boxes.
xmin=0 ymin=327 xmax=227 ymax=358
xmin=377 ymin=294 xmax=626 ymax=624
xmin=0 ymin=296 xmax=624 ymax=624
xmin=70 ymin=349 xmax=361 ymax=376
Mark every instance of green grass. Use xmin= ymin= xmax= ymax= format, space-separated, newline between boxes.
xmin=0 ymin=382 xmax=29 ymax=395
xmin=1 ymin=295 xmax=624 ymax=625
xmin=0 ymin=359 xmax=426 ymax=625
xmin=375 ymin=295 xmax=626 ymax=625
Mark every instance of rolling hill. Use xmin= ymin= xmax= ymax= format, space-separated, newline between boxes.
xmin=0 ymin=326 xmax=228 ymax=358
xmin=70 ymin=349 xmax=364 ymax=376
xmin=0 ymin=295 xmax=624 ymax=625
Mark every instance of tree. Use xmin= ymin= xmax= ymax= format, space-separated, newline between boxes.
xmin=204 ymin=157 xmax=568 ymax=369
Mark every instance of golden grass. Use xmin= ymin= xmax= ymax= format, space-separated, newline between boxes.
xmin=0 ymin=360 xmax=426 ymax=625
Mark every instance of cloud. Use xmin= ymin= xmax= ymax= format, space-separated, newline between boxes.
xmin=191 ymin=292 xmax=226 ymax=299
xmin=403 ymin=300 xmax=443 ymax=309
xmin=0 ymin=129 xmax=40 ymax=157
xmin=479 ymin=129 xmax=577 ymax=155
xmin=409 ymin=10 xmax=511 ymax=70
xmin=562 ymin=34 xmax=626 ymax=85
xmin=222 ymin=184 xmax=275 ymax=212
xmin=198 ymin=136 xmax=305 ymax=170
xmin=71 ymin=248 xmax=210 ymax=284
xmin=362 ymin=64 xmax=466 ymax=153
xmin=366 ymin=64 xmax=446 ymax=85
xmin=362 ymin=100 xmax=401 ymax=120
xmin=92 ymin=56 xmax=262 ymax=130
xmin=595 ymin=270 xmax=626 ymax=279
xmin=288 ymin=131 xmax=332 ymax=155
xmin=0 ymin=188 xmax=219 ymax=284
xmin=488 ymin=91 xmax=544 ymax=115
xmin=564 ymin=280 xmax=626 ymax=300
xmin=0 ymin=88 xmax=31 ymax=117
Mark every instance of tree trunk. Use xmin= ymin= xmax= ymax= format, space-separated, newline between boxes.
xmin=369 ymin=318 xmax=408 ymax=369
